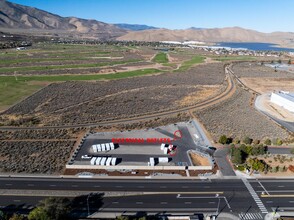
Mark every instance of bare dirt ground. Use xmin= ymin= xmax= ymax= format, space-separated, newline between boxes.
xmin=241 ymin=77 xmax=294 ymax=94
xmin=256 ymin=94 xmax=294 ymax=122
xmin=189 ymin=152 xmax=211 ymax=166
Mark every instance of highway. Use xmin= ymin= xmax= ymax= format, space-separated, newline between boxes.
xmin=1 ymin=177 xmax=294 ymax=218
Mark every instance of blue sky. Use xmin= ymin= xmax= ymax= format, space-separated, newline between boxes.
xmin=8 ymin=0 xmax=294 ymax=33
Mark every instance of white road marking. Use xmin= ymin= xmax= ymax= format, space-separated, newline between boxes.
xmin=209 ymin=202 xmax=215 ymax=204
xmin=94 ymin=185 xmax=100 ymax=188
xmin=266 ymin=201 xmax=273 ymax=203
xmin=184 ymin=202 xmax=192 ymax=204
xmin=115 ymin=186 xmax=123 ymax=188
xmin=13 ymin=200 xmax=21 ymax=202
xmin=160 ymin=202 xmax=168 ymax=204
xmin=136 ymin=202 xmax=143 ymax=204
xmin=137 ymin=186 xmax=145 ymax=188
xmin=181 ymin=186 xmax=189 ymax=188
xmin=49 ymin=185 xmax=56 ymax=187
xmin=112 ymin=202 xmax=119 ymax=204
xmin=257 ymin=180 xmax=269 ymax=195
xmin=5 ymin=184 xmax=12 ymax=186
xmin=278 ymin=185 xmax=285 ymax=188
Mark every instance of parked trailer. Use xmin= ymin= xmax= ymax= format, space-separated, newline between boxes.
xmin=100 ymin=157 xmax=107 ymax=166
xmin=110 ymin=142 xmax=115 ymax=150
xmin=90 ymin=157 xmax=97 ymax=165
xmin=95 ymin=157 xmax=102 ymax=165
xmin=101 ymin=144 xmax=106 ymax=151
xmin=158 ymin=157 xmax=169 ymax=163
xmin=97 ymin=144 xmax=102 ymax=152
xmin=105 ymin=143 xmax=110 ymax=151
xmin=106 ymin=157 xmax=112 ymax=166
xmin=92 ymin=145 xmax=98 ymax=153
xmin=111 ymin=157 xmax=117 ymax=166
xmin=160 ymin=143 xmax=166 ymax=150
xmin=150 ymin=157 xmax=155 ymax=166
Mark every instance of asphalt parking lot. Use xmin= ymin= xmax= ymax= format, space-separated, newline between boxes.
xmin=73 ymin=120 xmax=212 ymax=166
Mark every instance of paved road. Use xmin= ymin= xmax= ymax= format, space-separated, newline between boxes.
xmin=1 ymin=177 xmax=294 ymax=217
xmin=214 ymin=148 xmax=236 ymax=177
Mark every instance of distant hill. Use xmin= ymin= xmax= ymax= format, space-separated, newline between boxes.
xmin=117 ymin=27 xmax=294 ymax=48
xmin=115 ymin=23 xmax=158 ymax=31
xmin=0 ymin=0 xmax=126 ymax=39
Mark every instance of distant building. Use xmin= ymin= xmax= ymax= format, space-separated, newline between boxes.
xmin=270 ymin=91 xmax=294 ymax=113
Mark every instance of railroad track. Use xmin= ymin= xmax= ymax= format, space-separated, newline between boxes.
xmin=0 ymin=65 xmax=236 ymax=131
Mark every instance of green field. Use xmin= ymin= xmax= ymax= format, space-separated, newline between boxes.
xmin=152 ymin=52 xmax=169 ymax=63
xmin=0 ymin=69 xmax=161 ymax=110
xmin=0 ymin=59 xmax=141 ymax=73
xmin=177 ymin=55 xmax=205 ymax=71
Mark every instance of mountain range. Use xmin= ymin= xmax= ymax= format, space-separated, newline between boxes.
xmin=1 ymin=0 xmax=294 ymax=47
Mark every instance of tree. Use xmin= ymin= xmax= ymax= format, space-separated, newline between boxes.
xmin=9 ymin=214 xmax=26 ymax=220
xmin=232 ymin=148 xmax=244 ymax=164
xmin=264 ymin=139 xmax=271 ymax=146
xmin=278 ymin=59 xmax=282 ymax=64
xmin=243 ymin=136 xmax=253 ymax=145
xmin=28 ymin=197 xmax=71 ymax=220
xmin=219 ymin=135 xmax=228 ymax=145
xmin=288 ymin=59 xmax=292 ymax=65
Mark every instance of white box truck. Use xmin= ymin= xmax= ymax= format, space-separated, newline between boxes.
xmin=150 ymin=157 xmax=155 ymax=166
xmin=100 ymin=157 xmax=107 ymax=166
xmin=106 ymin=157 xmax=112 ymax=166
xmin=110 ymin=142 xmax=115 ymax=150
xmin=163 ymin=147 xmax=168 ymax=154
xmin=105 ymin=143 xmax=110 ymax=151
xmin=111 ymin=157 xmax=117 ymax=166
xmin=92 ymin=145 xmax=97 ymax=153
xmin=158 ymin=157 xmax=169 ymax=163
xmin=95 ymin=157 xmax=102 ymax=165
xmin=160 ymin=143 xmax=165 ymax=150
xmin=101 ymin=144 xmax=106 ymax=151
xmin=90 ymin=157 xmax=97 ymax=165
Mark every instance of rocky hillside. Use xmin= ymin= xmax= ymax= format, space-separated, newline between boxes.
xmin=0 ymin=0 xmax=126 ymax=39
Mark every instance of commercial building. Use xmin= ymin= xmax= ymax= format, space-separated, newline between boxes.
xmin=270 ymin=91 xmax=294 ymax=112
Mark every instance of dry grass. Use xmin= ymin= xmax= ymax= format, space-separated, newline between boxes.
xmin=241 ymin=77 xmax=294 ymax=94
xmin=189 ymin=152 xmax=211 ymax=166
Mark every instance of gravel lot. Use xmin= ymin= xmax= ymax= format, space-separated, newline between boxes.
xmin=1 ymin=63 xmax=225 ymax=125
xmin=194 ymin=87 xmax=289 ymax=141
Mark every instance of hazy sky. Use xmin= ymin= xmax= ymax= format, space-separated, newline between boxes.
xmin=8 ymin=0 xmax=294 ymax=33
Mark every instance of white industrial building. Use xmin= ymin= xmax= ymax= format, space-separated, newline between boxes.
xmin=270 ymin=91 xmax=294 ymax=113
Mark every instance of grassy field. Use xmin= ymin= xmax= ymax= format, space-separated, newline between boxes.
xmin=0 ymin=59 xmax=141 ymax=73
xmin=0 ymin=69 xmax=161 ymax=110
xmin=177 ymin=55 xmax=205 ymax=71
xmin=152 ymin=52 xmax=169 ymax=63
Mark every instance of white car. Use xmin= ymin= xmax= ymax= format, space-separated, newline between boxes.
xmin=81 ymin=155 xmax=92 ymax=159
